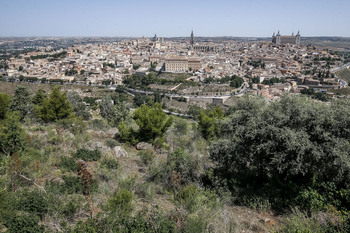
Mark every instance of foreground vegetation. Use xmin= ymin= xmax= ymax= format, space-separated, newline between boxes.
xmin=0 ymin=85 xmax=350 ymax=232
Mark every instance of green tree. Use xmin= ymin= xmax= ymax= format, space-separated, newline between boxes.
xmin=99 ymin=96 xmax=115 ymax=122
xmin=32 ymin=89 xmax=47 ymax=105
xmin=117 ymin=120 xmax=138 ymax=144
xmin=0 ymin=113 xmax=26 ymax=156
xmin=0 ymin=93 xmax=11 ymax=119
xmin=209 ymin=95 xmax=350 ymax=209
xmin=99 ymin=96 xmax=129 ymax=127
xmin=133 ymin=103 xmax=173 ymax=142
xmin=198 ymin=106 xmax=224 ymax=140
xmin=230 ymin=75 xmax=244 ymax=88
xmin=37 ymin=86 xmax=73 ymax=122
xmin=9 ymin=86 xmax=31 ymax=121
xmin=154 ymin=91 xmax=162 ymax=103
xmin=67 ymin=91 xmax=91 ymax=120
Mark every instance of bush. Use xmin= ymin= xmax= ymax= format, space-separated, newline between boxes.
xmin=57 ymin=117 xmax=87 ymax=135
xmin=46 ymin=175 xmax=96 ymax=195
xmin=62 ymin=200 xmax=80 ymax=218
xmin=182 ymin=215 xmax=208 ymax=233
xmin=59 ymin=156 xmax=77 ymax=172
xmin=117 ymin=120 xmax=139 ymax=145
xmin=90 ymin=118 xmax=109 ymax=131
xmin=181 ymin=184 xmax=219 ymax=213
xmin=100 ymin=158 xmax=119 ymax=170
xmin=16 ymin=190 xmax=48 ymax=218
xmin=174 ymin=118 xmax=189 ymax=136
xmin=0 ymin=93 xmax=11 ymax=119
xmin=107 ymin=188 xmax=133 ymax=216
xmin=5 ymin=214 xmax=44 ymax=233
xmin=210 ymin=96 xmax=350 ymax=210
xmin=138 ymin=150 xmax=155 ymax=166
xmin=279 ymin=208 xmax=324 ymax=233
xmin=296 ymin=188 xmax=327 ymax=211
xmin=73 ymin=148 xmax=101 ymax=162
xmin=149 ymin=148 xmax=200 ymax=187
xmin=135 ymin=182 xmax=156 ymax=201
xmin=61 ymin=175 xmax=84 ymax=194
xmin=105 ymin=138 xmax=118 ymax=149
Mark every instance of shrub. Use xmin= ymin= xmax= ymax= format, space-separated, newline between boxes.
xmin=107 ymin=188 xmax=133 ymax=216
xmin=135 ymin=182 xmax=156 ymax=201
xmin=149 ymin=148 xmax=199 ymax=187
xmin=100 ymin=158 xmax=119 ymax=170
xmin=61 ymin=175 xmax=84 ymax=194
xmin=59 ymin=156 xmax=77 ymax=172
xmin=67 ymin=91 xmax=91 ymax=120
xmin=62 ymin=200 xmax=80 ymax=218
xmin=174 ymin=118 xmax=189 ymax=136
xmin=16 ymin=190 xmax=48 ymax=218
xmin=210 ymin=96 xmax=350 ymax=210
xmin=181 ymin=184 xmax=219 ymax=213
xmin=0 ymin=93 xmax=11 ymax=119
xmin=296 ymin=188 xmax=327 ymax=211
xmin=46 ymin=175 xmax=88 ymax=194
xmin=138 ymin=150 xmax=155 ymax=166
xmin=117 ymin=120 xmax=139 ymax=145
xmin=90 ymin=118 xmax=109 ymax=131
xmin=5 ymin=214 xmax=44 ymax=233
xmin=105 ymin=138 xmax=118 ymax=149
xmin=279 ymin=208 xmax=324 ymax=233
xmin=182 ymin=215 xmax=208 ymax=233
xmin=57 ymin=117 xmax=87 ymax=135
xmin=73 ymin=148 xmax=101 ymax=161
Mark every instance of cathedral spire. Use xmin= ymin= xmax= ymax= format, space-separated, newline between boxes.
xmin=190 ymin=30 xmax=194 ymax=47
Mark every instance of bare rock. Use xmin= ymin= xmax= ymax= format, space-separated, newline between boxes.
xmin=136 ymin=142 xmax=153 ymax=151
xmin=113 ymin=146 xmax=128 ymax=157
xmin=106 ymin=128 xmax=119 ymax=137
xmin=94 ymin=141 xmax=104 ymax=148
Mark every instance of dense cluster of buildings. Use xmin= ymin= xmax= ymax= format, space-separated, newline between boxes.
xmin=1 ymin=30 xmax=346 ymax=100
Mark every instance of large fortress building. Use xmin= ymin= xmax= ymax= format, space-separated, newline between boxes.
xmin=272 ymin=31 xmax=301 ymax=46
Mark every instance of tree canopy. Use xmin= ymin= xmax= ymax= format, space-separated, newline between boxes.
xmin=209 ymin=95 xmax=350 ymax=209
xmin=133 ymin=102 xmax=173 ymax=142
xmin=9 ymin=86 xmax=31 ymax=121
xmin=0 ymin=93 xmax=11 ymax=120
xmin=37 ymin=86 xmax=73 ymax=122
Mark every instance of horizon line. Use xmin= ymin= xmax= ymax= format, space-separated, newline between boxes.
xmin=1 ymin=35 xmax=350 ymax=39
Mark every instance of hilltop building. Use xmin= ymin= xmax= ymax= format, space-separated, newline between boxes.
xmin=165 ymin=55 xmax=202 ymax=72
xmin=272 ymin=31 xmax=301 ymax=46
xmin=152 ymin=34 xmax=158 ymax=42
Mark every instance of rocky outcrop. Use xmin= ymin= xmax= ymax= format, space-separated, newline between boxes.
xmin=136 ymin=142 xmax=153 ymax=151
xmin=113 ymin=146 xmax=128 ymax=157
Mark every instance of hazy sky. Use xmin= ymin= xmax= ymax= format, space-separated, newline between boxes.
xmin=1 ymin=0 xmax=349 ymax=37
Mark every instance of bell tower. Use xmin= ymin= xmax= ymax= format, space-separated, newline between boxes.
xmin=190 ymin=30 xmax=194 ymax=47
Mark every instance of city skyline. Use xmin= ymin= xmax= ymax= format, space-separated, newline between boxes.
xmin=1 ymin=0 xmax=350 ymax=37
